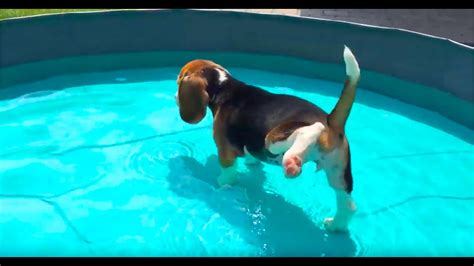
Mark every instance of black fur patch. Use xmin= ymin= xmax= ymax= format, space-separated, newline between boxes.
xmin=208 ymin=75 xmax=328 ymax=159
xmin=344 ymin=144 xmax=353 ymax=194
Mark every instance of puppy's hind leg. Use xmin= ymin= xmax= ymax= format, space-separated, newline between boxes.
xmin=265 ymin=121 xmax=311 ymax=155
xmin=323 ymin=186 xmax=356 ymax=232
xmin=323 ymin=145 xmax=356 ymax=232
xmin=268 ymin=121 xmax=325 ymax=178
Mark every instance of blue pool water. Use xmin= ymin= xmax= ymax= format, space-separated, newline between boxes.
xmin=0 ymin=67 xmax=473 ymax=257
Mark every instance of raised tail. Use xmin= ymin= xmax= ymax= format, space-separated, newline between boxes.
xmin=327 ymin=45 xmax=360 ymax=131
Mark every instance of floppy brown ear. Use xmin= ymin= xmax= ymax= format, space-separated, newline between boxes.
xmin=178 ymin=75 xmax=209 ymax=124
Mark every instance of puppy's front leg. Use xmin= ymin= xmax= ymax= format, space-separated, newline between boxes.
xmin=214 ymin=110 xmax=239 ymax=187
xmin=322 ymin=142 xmax=356 ymax=232
xmin=217 ymin=149 xmax=238 ymax=187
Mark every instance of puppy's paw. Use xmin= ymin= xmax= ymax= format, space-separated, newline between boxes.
xmin=323 ymin=217 xmax=349 ymax=233
xmin=283 ymin=156 xmax=302 ymax=178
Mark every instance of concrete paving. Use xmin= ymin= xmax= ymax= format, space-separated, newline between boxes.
xmin=224 ymin=9 xmax=473 ymax=46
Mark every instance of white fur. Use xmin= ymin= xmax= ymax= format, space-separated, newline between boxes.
xmin=324 ymin=189 xmax=356 ymax=232
xmin=267 ymin=121 xmax=356 ymax=232
xmin=268 ymin=122 xmax=326 ymax=166
xmin=283 ymin=122 xmax=325 ymax=164
xmin=318 ymin=149 xmax=344 ymax=186
xmin=267 ymin=132 xmax=298 ymax=155
xmin=343 ymin=45 xmax=360 ymax=82
xmin=213 ymin=47 xmax=358 ymax=231
xmin=215 ymin=68 xmax=228 ymax=84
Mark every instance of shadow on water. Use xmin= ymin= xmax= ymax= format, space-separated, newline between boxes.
xmin=165 ymin=155 xmax=357 ymax=257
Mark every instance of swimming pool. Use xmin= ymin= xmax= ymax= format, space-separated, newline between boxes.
xmin=1 ymin=65 xmax=473 ymax=257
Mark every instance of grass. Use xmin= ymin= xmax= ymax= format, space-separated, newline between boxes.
xmin=0 ymin=9 xmax=116 ymax=20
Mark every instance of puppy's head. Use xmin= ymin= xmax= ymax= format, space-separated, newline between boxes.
xmin=176 ymin=59 xmax=229 ymax=124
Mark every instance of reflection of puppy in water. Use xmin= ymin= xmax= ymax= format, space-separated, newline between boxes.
xmin=175 ymin=46 xmax=360 ymax=232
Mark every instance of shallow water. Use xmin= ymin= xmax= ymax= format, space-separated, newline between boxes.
xmin=0 ymin=67 xmax=473 ymax=256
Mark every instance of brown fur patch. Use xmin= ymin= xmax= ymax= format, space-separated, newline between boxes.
xmin=177 ymin=60 xmax=238 ymax=167
xmin=177 ymin=75 xmax=209 ymax=123
xmin=212 ymin=108 xmax=241 ymax=167
xmin=177 ymin=60 xmax=225 ymax=84
xmin=318 ymin=128 xmax=339 ymax=152
xmin=176 ymin=60 xmax=227 ymax=124
xmin=328 ymin=77 xmax=358 ymax=131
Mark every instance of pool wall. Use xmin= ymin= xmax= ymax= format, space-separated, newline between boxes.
xmin=0 ymin=9 xmax=473 ymax=128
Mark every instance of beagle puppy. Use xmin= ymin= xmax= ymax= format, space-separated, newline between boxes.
xmin=175 ymin=46 xmax=360 ymax=232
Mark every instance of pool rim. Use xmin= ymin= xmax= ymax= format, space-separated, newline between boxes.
xmin=0 ymin=9 xmax=472 ymax=130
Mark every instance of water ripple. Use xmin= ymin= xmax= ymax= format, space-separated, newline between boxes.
xmin=356 ymin=194 xmax=474 ymax=218
xmin=129 ymin=139 xmax=211 ymax=180
xmin=49 ymin=125 xmax=211 ymax=156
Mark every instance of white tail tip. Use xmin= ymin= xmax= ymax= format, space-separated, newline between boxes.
xmin=343 ymin=45 xmax=360 ymax=80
